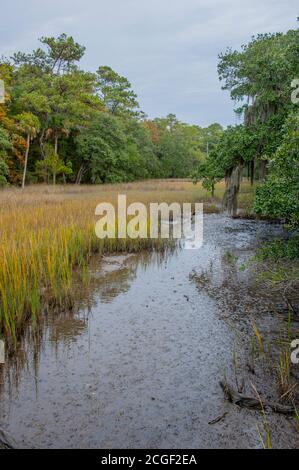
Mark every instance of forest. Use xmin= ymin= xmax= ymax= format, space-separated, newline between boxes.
xmin=0 ymin=34 xmax=223 ymax=186
xmin=0 ymin=29 xmax=298 ymax=232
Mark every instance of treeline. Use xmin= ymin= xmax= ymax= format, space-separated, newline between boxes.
xmin=194 ymin=26 xmax=299 ymax=227
xmin=0 ymin=34 xmax=223 ymax=186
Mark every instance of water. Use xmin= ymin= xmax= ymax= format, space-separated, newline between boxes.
xmin=0 ymin=214 xmax=296 ymax=448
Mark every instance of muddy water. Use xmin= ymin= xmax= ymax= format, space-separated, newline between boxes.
xmin=0 ymin=214 xmax=297 ymax=448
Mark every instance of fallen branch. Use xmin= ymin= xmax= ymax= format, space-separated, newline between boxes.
xmin=208 ymin=412 xmax=228 ymax=425
xmin=220 ymin=381 xmax=296 ymax=416
xmin=0 ymin=427 xmax=17 ymax=449
xmin=283 ymin=294 xmax=298 ymax=320
xmin=281 ymin=282 xmax=299 ymax=320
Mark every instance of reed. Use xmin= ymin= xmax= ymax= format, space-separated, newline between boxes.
xmin=0 ymin=180 xmax=254 ymax=339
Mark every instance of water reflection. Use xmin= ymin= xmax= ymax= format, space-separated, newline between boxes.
xmin=0 ymin=217 xmax=286 ymax=399
xmin=0 ymin=248 xmax=176 ymax=401
xmin=0 ymin=215 xmax=297 ymax=449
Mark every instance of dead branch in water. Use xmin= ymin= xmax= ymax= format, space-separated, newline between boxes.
xmin=282 ymin=283 xmax=298 ymax=320
xmin=220 ymin=381 xmax=296 ymax=416
xmin=208 ymin=412 xmax=228 ymax=425
xmin=0 ymin=427 xmax=17 ymax=449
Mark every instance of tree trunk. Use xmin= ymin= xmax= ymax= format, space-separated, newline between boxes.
xmin=260 ymin=160 xmax=267 ymax=181
xmin=75 ymin=164 xmax=86 ymax=184
xmin=54 ymin=134 xmax=58 ymax=155
xmin=53 ymin=172 xmax=56 ymax=186
xmin=250 ymin=159 xmax=255 ymax=186
xmin=22 ymin=134 xmax=30 ymax=189
xmin=39 ymin=129 xmax=47 ymax=183
xmin=223 ymin=164 xmax=243 ymax=217
xmin=39 ymin=129 xmax=45 ymax=159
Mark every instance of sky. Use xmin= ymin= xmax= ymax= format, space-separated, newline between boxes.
xmin=1 ymin=0 xmax=298 ymax=126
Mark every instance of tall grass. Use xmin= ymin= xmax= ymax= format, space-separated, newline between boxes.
xmin=0 ymin=180 xmax=254 ymax=339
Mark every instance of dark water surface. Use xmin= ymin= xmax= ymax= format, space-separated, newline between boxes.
xmin=0 ymin=214 xmax=296 ymax=448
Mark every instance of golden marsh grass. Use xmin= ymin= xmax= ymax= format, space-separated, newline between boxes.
xmin=0 ymin=179 xmax=254 ymax=339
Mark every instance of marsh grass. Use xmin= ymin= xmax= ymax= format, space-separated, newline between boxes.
xmin=253 ymin=382 xmax=273 ymax=450
xmin=0 ymin=179 xmax=254 ymax=340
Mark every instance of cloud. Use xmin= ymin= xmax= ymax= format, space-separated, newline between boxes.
xmin=1 ymin=0 xmax=297 ymax=126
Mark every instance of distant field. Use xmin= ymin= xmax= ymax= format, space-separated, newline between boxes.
xmin=0 ymin=178 xmax=254 ymax=208
xmin=0 ymin=179 xmax=254 ymax=339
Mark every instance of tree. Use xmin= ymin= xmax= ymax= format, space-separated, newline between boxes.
xmin=36 ymin=144 xmax=72 ymax=185
xmin=0 ymin=62 xmax=27 ymax=184
xmin=12 ymin=33 xmax=86 ymax=75
xmin=0 ymin=127 xmax=10 ymax=186
xmin=96 ymin=66 xmax=139 ymax=116
xmin=155 ymin=115 xmax=221 ymax=179
xmin=254 ymin=112 xmax=299 ymax=227
xmin=201 ymin=28 xmax=299 ymax=215
xmin=75 ymin=112 xmax=152 ymax=184
xmin=218 ymin=30 xmax=299 ymax=121
xmin=16 ymin=112 xmax=40 ymax=188
xmin=45 ymin=70 xmax=101 ymax=157
xmin=193 ymin=159 xmax=222 ymax=198
xmin=125 ymin=118 xmax=159 ymax=178
xmin=1 ymin=32 xmax=219 ymax=186
xmin=193 ymin=124 xmax=258 ymax=213
xmin=11 ymin=35 xmax=100 ymax=163
xmin=198 ymin=123 xmax=224 ymax=157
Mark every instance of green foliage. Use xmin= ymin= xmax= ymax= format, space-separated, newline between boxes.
xmin=254 ymin=112 xmax=299 ymax=227
xmin=76 ymin=113 xmax=142 ymax=183
xmin=123 ymin=119 xmax=160 ymax=178
xmin=36 ymin=144 xmax=72 ymax=184
xmin=16 ymin=112 xmax=40 ymax=136
xmin=12 ymin=33 xmax=86 ymax=74
xmin=218 ymin=30 xmax=299 ymax=118
xmin=196 ymin=26 xmax=299 ymax=226
xmin=2 ymin=28 xmax=298 ymax=195
xmin=96 ymin=66 xmax=139 ymax=116
xmin=256 ymin=236 xmax=299 ymax=262
xmin=154 ymin=114 xmax=219 ymax=178
xmin=0 ymin=127 xmax=11 ymax=186
xmin=2 ymin=33 xmax=215 ymax=185
xmin=192 ymin=159 xmax=221 ymax=196
xmin=156 ymin=128 xmax=192 ymax=178
xmin=192 ymin=124 xmax=253 ymax=193
xmin=223 ymin=251 xmax=238 ymax=264
xmin=0 ymin=157 xmax=9 ymax=186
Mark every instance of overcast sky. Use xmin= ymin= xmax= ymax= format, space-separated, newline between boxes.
xmin=1 ymin=0 xmax=297 ymax=126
